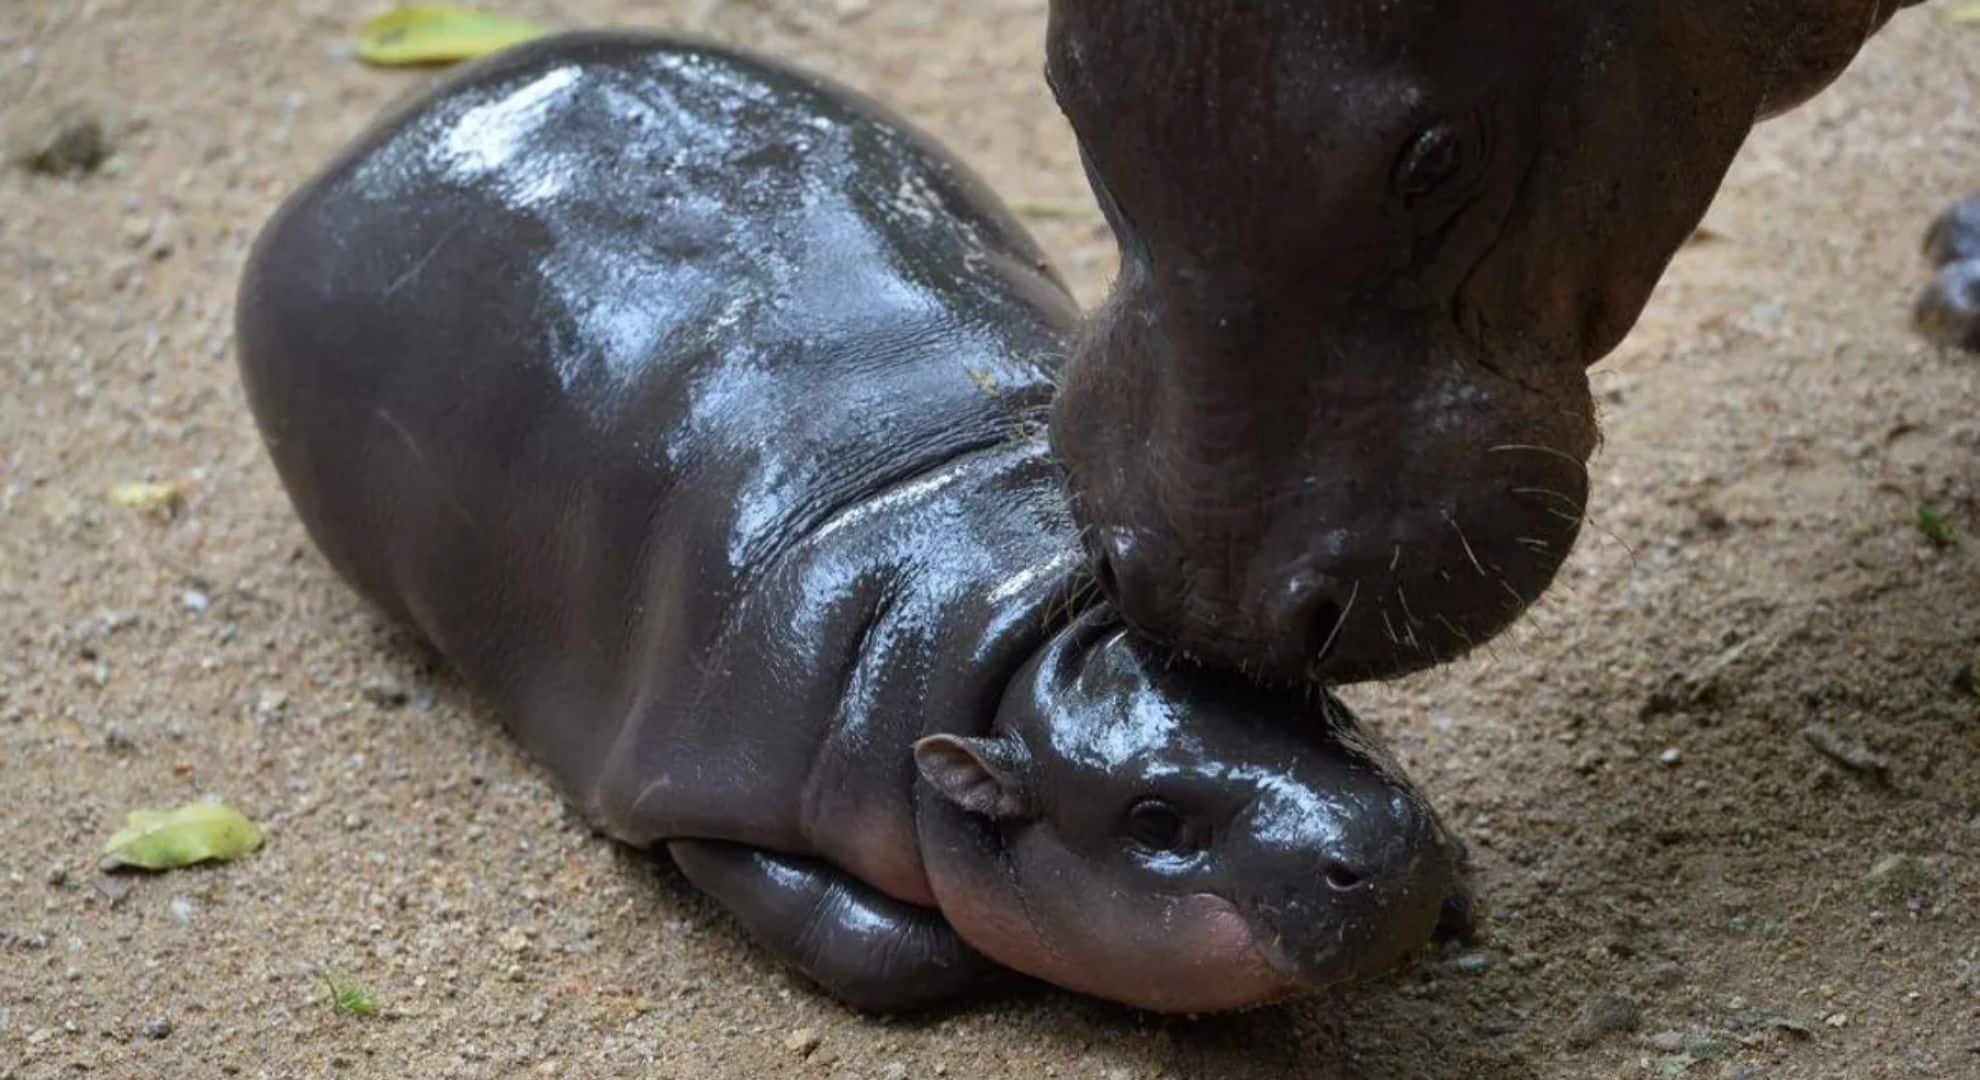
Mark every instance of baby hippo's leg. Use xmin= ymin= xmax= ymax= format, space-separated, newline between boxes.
xmin=666 ymin=840 xmax=997 ymax=1013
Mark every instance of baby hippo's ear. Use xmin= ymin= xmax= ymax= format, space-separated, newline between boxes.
xmin=913 ymin=735 xmax=1034 ymax=822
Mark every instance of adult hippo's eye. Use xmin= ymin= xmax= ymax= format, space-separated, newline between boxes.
xmin=1393 ymin=121 xmax=1464 ymax=205
xmin=1125 ymin=797 xmax=1194 ymax=854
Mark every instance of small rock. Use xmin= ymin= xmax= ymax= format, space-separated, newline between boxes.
xmin=46 ymin=864 xmax=68 ymax=887
xmin=783 ymin=1027 xmax=821 ymax=1058
xmin=91 ymin=874 xmax=131 ymax=906
xmin=181 ymin=589 xmax=210 ymax=614
xmin=254 ymin=690 xmax=289 ymax=724
xmin=1657 ymin=747 xmax=1682 ymax=767
xmin=168 ymin=897 xmax=194 ymax=923
xmin=1650 ymin=962 xmax=1689 ymax=985
xmin=880 ymin=1064 xmax=908 ymax=1080
xmin=8 ymin=103 xmax=110 ymax=176
xmin=1823 ymin=1012 xmax=1849 ymax=1029
xmin=1645 ymin=1030 xmax=1685 ymax=1053
xmin=1452 ymin=952 xmax=1490 ymax=974
xmin=360 ymin=678 xmax=409 ymax=709
xmin=1567 ymin=994 xmax=1642 ymax=1047
xmin=1954 ymin=656 xmax=1979 ymax=698
xmin=1865 ymin=853 xmax=1934 ymax=902
xmin=1801 ymin=723 xmax=1890 ymax=785
xmin=140 ymin=1018 xmax=172 ymax=1040
xmin=103 ymin=725 xmax=134 ymax=752
xmin=0 ymin=929 xmax=51 ymax=950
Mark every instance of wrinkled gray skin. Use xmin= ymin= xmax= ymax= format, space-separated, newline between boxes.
xmin=236 ymin=34 xmax=1461 ymax=1014
xmin=1043 ymin=0 xmax=1926 ymax=685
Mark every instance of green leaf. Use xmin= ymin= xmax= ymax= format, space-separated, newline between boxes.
xmin=102 ymin=801 xmax=264 ymax=870
xmin=356 ymin=6 xmax=546 ymax=67
xmin=323 ymin=972 xmax=381 ymax=1016
xmin=1915 ymin=503 xmax=1959 ymax=549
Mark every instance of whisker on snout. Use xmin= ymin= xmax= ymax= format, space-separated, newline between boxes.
xmin=1443 ymin=512 xmax=1488 ymax=578
xmin=1487 ymin=442 xmax=1590 ymax=475
xmin=1508 ymin=486 xmax=1584 ymax=511
xmin=1311 ymin=579 xmax=1359 ymax=668
xmin=1431 ymin=613 xmax=1472 ymax=648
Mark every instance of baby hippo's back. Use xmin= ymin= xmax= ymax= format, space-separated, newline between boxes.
xmin=237 ymin=32 xmax=1073 ymax=792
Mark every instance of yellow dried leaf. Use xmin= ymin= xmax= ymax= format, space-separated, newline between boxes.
xmin=356 ymin=6 xmax=546 ymax=66
xmin=102 ymin=801 xmax=264 ymax=870
xmin=107 ymin=480 xmax=183 ymax=513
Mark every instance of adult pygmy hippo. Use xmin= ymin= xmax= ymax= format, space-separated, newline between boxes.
xmin=236 ymin=33 xmax=1461 ymax=1014
xmin=1041 ymin=0 xmax=1926 ymax=684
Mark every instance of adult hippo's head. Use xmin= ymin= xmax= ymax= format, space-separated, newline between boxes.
xmin=914 ymin=617 xmax=1460 ymax=1012
xmin=1043 ymin=0 xmax=1918 ymax=683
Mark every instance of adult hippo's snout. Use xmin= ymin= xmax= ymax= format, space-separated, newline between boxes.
xmin=1043 ymin=0 xmax=1920 ymax=684
xmin=1067 ymin=333 xmax=1597 ymax=684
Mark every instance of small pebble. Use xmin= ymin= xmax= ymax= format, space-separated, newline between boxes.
xmin=1657 ymin=747 xmax=1682 ymax=767
xmin=1452 ymin=952 xmax=1490 ymax=974
xmin=360 ymin=678 xmax=409 ymax=709
xmin=91 ymin=875 xmax=131 ymax=906
xmin=1572 ymin=994 xmax=1642 ymax=1046
xmin=181 ymin=589 xmax=210 ymax=613
xmin=8 ymin=103 xmax=110 ymax=176
xmin=140 ymin=1018 xmax=172 ymax=1040
xmin=783 ymin=1027 xmax=821 ymax=1058
xmin=1865 ymin=853 xmax=1934 ymax=902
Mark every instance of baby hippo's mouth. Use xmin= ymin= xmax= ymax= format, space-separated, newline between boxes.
xmin=1157 ymin=862 xmax=1455 ymax=1015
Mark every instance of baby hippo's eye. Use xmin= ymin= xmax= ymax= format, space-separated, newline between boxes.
xmin=1125 ymin=797 xmax=1194 ymax=854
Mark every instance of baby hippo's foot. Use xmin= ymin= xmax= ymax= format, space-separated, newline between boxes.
xmin=667 ymin=840 xmax=998 ymax=1013
xmin=1914 ymin=195 xmax=1980 ymax=351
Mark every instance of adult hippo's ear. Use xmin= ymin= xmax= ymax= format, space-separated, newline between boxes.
xmin=913 ymin=736 xmax=1034 ymax=822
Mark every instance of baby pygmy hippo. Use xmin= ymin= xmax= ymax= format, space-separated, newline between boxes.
xmin=237 ymin=32 xmax=1460 ymax=1012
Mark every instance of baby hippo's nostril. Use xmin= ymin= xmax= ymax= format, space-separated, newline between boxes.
xmin=1322 ymin=859 xmax=1369 ymax=893
xmin=1266 ymin=571 xmax=1348 ymax=668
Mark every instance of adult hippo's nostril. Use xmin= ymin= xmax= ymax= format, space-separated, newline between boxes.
xmin=1264 ymin=571 xmax=1350 ymax=674
xmin=1091 ymin=527 xmax=1178 ymax=632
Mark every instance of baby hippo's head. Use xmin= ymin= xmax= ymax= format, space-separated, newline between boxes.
xmin=913 ymin=616 xmax=1460 ymax=1013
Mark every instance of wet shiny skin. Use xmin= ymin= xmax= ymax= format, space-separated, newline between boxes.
xmin=237 ymin=33 xmax=1456 ymax=1013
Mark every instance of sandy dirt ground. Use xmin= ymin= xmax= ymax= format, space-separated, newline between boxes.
xmin=3 ymin=1 xmax=1977 ymax=1077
